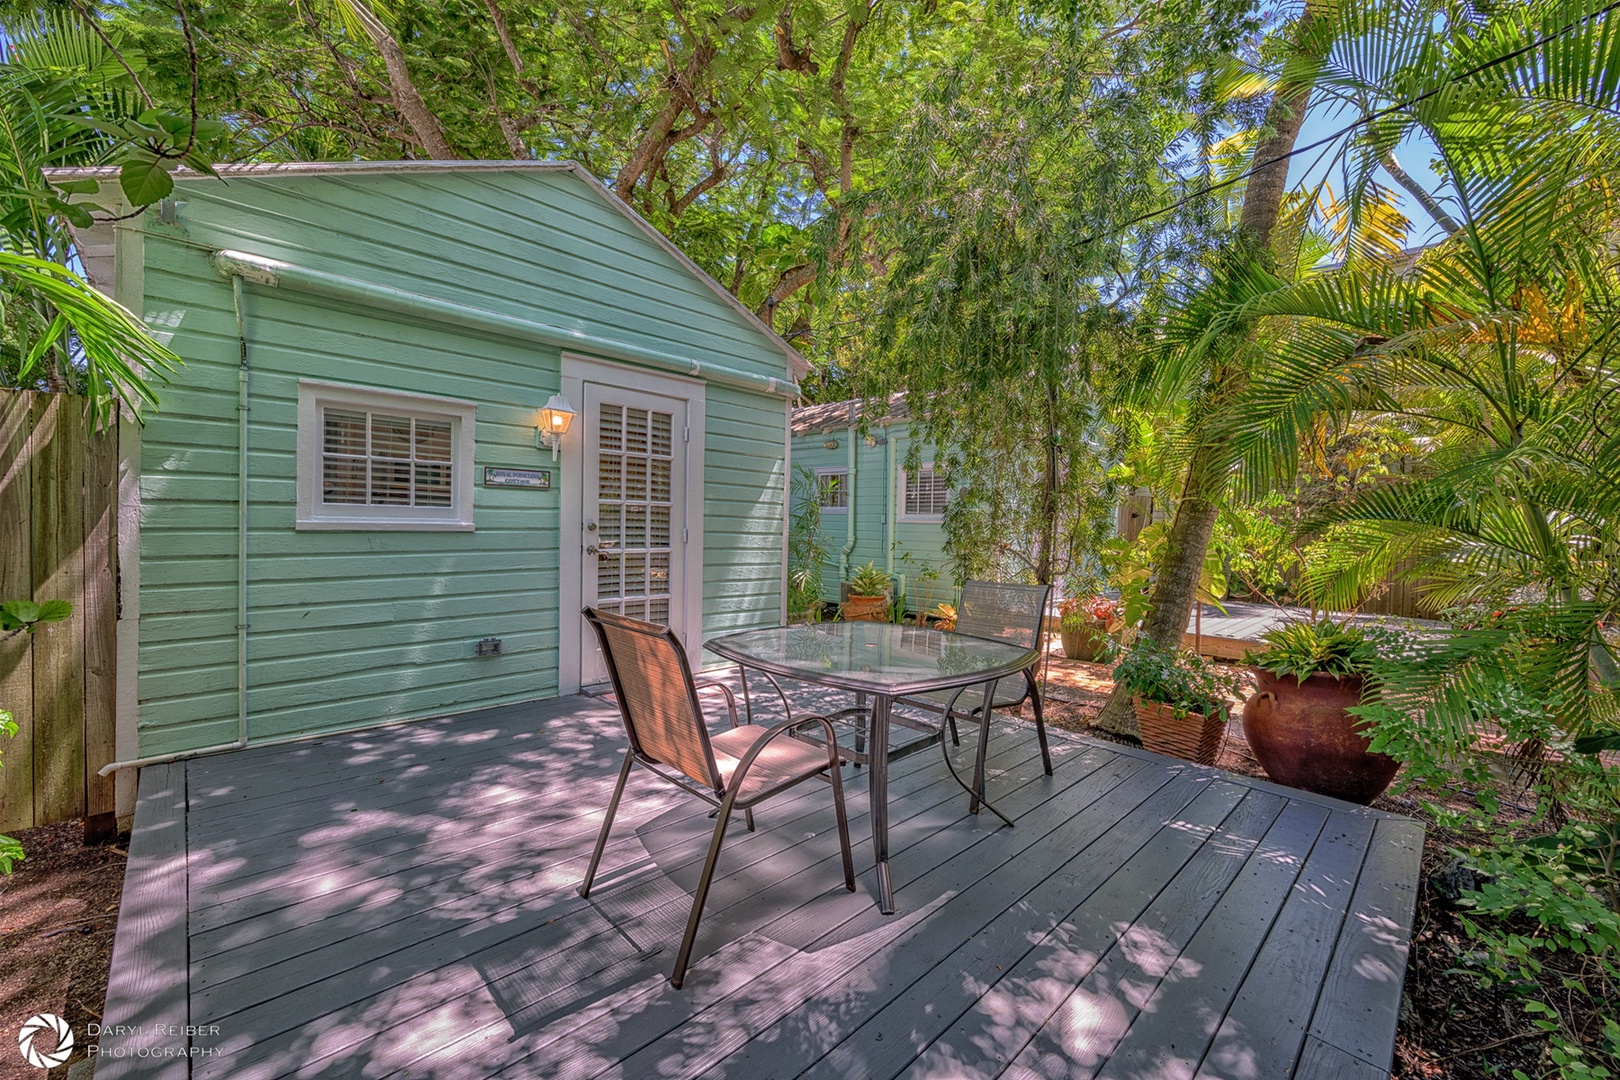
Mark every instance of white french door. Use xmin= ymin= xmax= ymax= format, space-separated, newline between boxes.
xmin=578 ymin=384 xmax=690 ymax=685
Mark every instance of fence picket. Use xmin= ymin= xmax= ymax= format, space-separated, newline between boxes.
xmin=0 ymin=390 xmax=119 ymax=836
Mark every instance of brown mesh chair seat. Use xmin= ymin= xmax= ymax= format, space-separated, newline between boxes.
xmin=709 ymin=724 xmax=841 ymax=803
xmin=579 ymin=607 xmax=855 ymax=988
xmin=896 ymin=580 xmax=1053 ymax=824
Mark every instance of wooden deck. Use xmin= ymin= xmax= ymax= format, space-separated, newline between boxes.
xmin=98 ymin=685 xmax=1423 ymax=1079
xmin=1181 ymin=601 xmax=1443 ymax=660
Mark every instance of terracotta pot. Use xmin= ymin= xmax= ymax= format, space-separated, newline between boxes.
xmin=1134 ymin=697 xmax=1225 ymax=766
xmin=1060 ymin=625 xmax=1107 ymax=662
xmin=1241 ymin=670 xmax=1399 ymax=805
xmin=841 ymin=594 xmax=889 ymax=622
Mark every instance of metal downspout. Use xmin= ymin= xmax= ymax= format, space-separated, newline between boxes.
xmin=233 ymin=274 xmax=250 ymax=751
xmin=839 ymin=418 xmax=857 ymax=583
xmin=885 ymin=427 xmax=897 ymax=581
xmin=99 ymin=276 xmax=252 ymax=775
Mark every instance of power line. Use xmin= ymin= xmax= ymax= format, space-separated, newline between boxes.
xmin=1080 ymin=0 xmax=1620 ymax=247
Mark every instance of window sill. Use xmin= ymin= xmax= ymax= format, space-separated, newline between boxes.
xmin=296 ymin=517 xmax=476 ymax=532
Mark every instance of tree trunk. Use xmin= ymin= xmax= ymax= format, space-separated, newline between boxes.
xmin=352 ymin=1 xmax=458 ymax=159
xmin=1034 ymin=378 xmax=1059 ymax=584
xmin=1380 ymin=150 xmax=1461 ymax=235
xmin=1092 ymin=11 xmax=1321 ymax=737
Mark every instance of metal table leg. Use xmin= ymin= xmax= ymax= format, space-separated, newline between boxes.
xmin=969 ymin=678 xmax=995 ymax=814
xmin=869 ymin=694 xmax=894 ymax=914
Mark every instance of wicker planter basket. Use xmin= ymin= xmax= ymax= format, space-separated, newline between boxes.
xmin=1134 ymin=697 xmax=1224 ymax=765
xmin=841 ymin=594 xmax=889 ymax=622
xmin=1060 ymin=625 xmax=1107 ymax=661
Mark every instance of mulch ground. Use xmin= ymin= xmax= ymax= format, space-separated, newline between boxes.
xmin=0 ymin=821 xmax=124 ymax=1080
xmin=1 ymin=658 xmax=1609 ymax=1079
xmin=1036 ymin=644 xmax=1611 ymax=1080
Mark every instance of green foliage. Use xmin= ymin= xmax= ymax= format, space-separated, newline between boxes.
xmin=1451 ymin=824 xmax=1620 ymax=1080
xmin=0 ymin=596 xmax=71 ymax=635
xmin=1358 ymin=615 xmax=1619 ymax=1078
xmin=0 ymin=706 xmax=17 ymax=873
xmin=1249 ymin=618 xmax=1376 ymax=683
xmin=786 ymin=465 xmax=829 ymax=619
xmin=847 ymin=561 xmax=891 ymax=598
xmin=1101 ymin=519 xmax=1227 ymax=632
xmin=0 ymin=253 xmax=180 ymax=426
xmin=0 ymin=11 xmax=199 ymax=424
xmin=1112 ymin=640 xmax=1244 ymax=721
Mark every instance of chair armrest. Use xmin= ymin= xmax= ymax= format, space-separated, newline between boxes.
xmin=693 ymin=678 xmax=740 ymax=728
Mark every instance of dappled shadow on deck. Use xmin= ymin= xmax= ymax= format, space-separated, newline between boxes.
xmin=108 ymin=683 xmax=1421 ymax=1079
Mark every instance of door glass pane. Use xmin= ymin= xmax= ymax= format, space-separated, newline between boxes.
xmin=626 ymin=408 xmax=649 ymax=454
xmin=594 ymin=401 xmax=676 ymax=626
xmin=624 ymin=457 xmax=647 ymax=500
xmin=599 ymin=405 xmax=622 ymax=451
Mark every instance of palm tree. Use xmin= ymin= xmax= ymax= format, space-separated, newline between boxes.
xmin=1095 ymin=0 xmax=1620 ymax=736
xmin=0 ymin=11 xmax=187 ymax=426
xmin=1205 ymin=0 xmax=1620 ymax=733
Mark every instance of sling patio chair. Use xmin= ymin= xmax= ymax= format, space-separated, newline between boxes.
xmin=579 ymin=606 xmax=856 ymax=988
xmin=897 ymin=580 xmax=1053 ymax=824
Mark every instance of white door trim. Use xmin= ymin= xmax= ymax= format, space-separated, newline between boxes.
xmin=558 ymin=354 xmax=705 ymax=693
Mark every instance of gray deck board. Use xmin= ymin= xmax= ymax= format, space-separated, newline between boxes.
xmin=1192 ymin=811 xmax=1377 ymax=1080
xmin=101 ymin=687 xmax=1421 ymax=1080
xmin=95 ymin=762 xmax=192 ymax=1078
xmin=1305 ymin=816 xmax=1426 ymax=1070
xmin=987 ymin=788 xmax=1291 ymax=1080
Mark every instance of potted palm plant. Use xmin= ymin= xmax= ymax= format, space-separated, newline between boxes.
xmin=1059 ymin=595 xmax=1117 ymax=661
xmin=1112 ymin=640 xmax=1244 ymax=765
xmin=842 ymin=562 xmax=892 ymax=622
xmin=1241 ymin=619 xmax=1398 ymax=805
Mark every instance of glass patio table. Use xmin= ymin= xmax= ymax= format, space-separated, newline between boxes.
xmin=705 ymin=621 xmax=1040 ymax=915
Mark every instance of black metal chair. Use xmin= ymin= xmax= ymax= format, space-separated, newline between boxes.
xmin=578 ymin=607 xmax=855 ymax=988
xmin=898 ymin=580 xmax=1053 ymax=823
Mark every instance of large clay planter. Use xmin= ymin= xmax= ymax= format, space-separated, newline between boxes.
xmin=1134 ymin=697 xmax=1225 ymax=766
xmin=1060 ymin=625 xmax=1107 ymax=661
xmin=841 ymin=594 xmax=889 ymax=622
xmin=1241 ymin=670 xmax=1399 ymax=805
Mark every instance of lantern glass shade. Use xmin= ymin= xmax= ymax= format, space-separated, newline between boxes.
xmin=538 ymin=393 xmax=576 ymax=438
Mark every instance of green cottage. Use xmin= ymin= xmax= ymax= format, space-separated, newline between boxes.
xmin=790 ymin=396 xmax=956 ymax=613
xmin=64 ymin=160 xmax=805 ymax=801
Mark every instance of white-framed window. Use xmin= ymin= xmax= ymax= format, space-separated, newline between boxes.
xmin=899 ymin=463 xmax=950 ymax=521
xmin=296 ymin=380 xmax=477 ymax=531
xmin=815 ymin=468 xmax=848 ymax=512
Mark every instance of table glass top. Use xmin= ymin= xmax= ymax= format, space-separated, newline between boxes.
xmin=705 ymin=621 xmax=1037 ymax=695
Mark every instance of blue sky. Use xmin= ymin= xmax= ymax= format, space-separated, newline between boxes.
xmin=1286 ymin=102 xmax=1453 ymax=246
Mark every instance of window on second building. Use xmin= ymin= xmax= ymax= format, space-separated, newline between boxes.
xmin=297 ymin=381 xmax=477 ymax=530
xmin=899 ymin=463 xmax=950 ymax=521
xmin=815 ymin=468 xmax=848 ymax=512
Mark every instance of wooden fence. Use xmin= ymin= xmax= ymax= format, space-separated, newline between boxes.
xmin=0 ymin=390 xmax=119 ymax=840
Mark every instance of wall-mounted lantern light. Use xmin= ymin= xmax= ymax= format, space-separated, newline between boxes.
xmin=823 ymin=439 xmax=840 ymax=450
xmin=535 ymin=393 xmax=576 ymax=461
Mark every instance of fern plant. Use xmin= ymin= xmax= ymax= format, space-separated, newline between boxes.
xmin=1249 ymin=619 xmax=1376 ymax=683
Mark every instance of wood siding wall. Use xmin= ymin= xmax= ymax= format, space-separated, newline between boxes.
xmin=791 ymin=424 xmax=953 ymax=607
xmin=0 ymin=391 xmax=118 ymax=836
xmin=132 ymin=168 xmax=791 ymax=757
